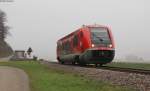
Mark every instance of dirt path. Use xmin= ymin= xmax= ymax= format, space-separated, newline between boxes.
xmin=0 ymin=66 xmax=30 ymax=91
xmin=0 ymin=55 xmax=13 ymax=62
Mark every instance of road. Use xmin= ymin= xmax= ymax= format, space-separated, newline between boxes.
xmin=0 ymin=66 xmax=30 ymax=91
xmin=0 ymin=55 xmax=12 ymax=62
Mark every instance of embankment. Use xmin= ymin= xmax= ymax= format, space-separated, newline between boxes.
xmin=0 ymin=41 xmax=13 ymax=58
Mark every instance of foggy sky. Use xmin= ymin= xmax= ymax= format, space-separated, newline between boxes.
xmin=0 ymin=0 xmax=150 ymax=60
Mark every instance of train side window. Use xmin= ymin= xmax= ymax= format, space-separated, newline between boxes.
xmin=57 ymin=45 xmax=59 ymax=50
xmin=64 ymin=42 xmax=67 ymax=50
xmin=62 ymin=43 xmax=64 ymax=50
xmin=58 ymin=43 xmax=62 ymax=50
xmin=73 ymin=35 xmax=78 ymax=47
xmin=59 ymin=45 xmax=61 ymax=50
xmin=63 ymin=41 xmax=70 ymax=50
xmin=80 ymin=32 xmax=83 ymax=37
xmin=66 ymin=41 xmax=70 ymax=50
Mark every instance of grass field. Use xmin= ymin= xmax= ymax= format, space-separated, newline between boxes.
xmin=0 ymin=61 xmax=134 ymax=91
xmin=106 ymin=62 xmax=150 ymax=70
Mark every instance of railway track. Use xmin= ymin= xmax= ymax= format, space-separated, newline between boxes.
xmin=76 ymin=64 xmax=150 ymax=75
xmin=42 ymin=61 xmax=150 ymax=75
xmin=98 ymin=66 xmax=150 ymax=75
xmin=42 ymin=61 xmax=150 ymax=91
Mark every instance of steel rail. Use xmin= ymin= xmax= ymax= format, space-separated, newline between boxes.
xmin=42 ymin=61 xmax=150 ymax=75
xmin=97 ymin=66 xmax=150 ymax=75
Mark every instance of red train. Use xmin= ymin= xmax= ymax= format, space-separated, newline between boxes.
xmin=57 ymin=24 xmax=115 ymax=66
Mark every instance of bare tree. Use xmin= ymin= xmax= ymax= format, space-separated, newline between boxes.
xmin=0 ymin=10 xmax=9 ymax=40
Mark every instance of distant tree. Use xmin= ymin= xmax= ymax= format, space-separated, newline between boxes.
xmin=0 ymin=10 xmax=9 ymax=40
xmin=125 ymin=54 xmax=144 ymax=61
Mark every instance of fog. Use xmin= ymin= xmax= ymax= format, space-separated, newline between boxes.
xmin=1 ymin=0 xmax=150 ymax=61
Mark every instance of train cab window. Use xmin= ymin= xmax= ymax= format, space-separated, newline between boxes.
xmin=73 ymin=35 xmax=78 ymax=47
xmin=91 ymin=28 xmax=111 ymax=45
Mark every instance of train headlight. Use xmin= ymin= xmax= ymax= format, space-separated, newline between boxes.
xmin=108 ymin=44 xmax=113 ymax=48
xmin=92 ymin=44 xmax=95 ymax=47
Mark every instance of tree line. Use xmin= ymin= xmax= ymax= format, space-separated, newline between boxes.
xmin=0 ymin=10 xmax=9 ymax=41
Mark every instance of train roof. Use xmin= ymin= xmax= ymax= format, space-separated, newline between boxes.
xmin=57 ymin=24 xmax=109 ymax=43
xmin=57 ymin=30 xmax=78 ymax=42
xmin=83 ymin=24 xmax=108 ymax=28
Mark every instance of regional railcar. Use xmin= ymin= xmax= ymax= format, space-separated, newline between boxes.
xmin=57 ymin=24 xmax=115 ymax=66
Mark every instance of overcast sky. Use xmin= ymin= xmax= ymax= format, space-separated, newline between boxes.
xmin=0 ymin=0 xmax=150 ymax=60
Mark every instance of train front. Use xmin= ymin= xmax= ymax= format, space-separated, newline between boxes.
xmin=83 ymin=26 xmax=115 ymax=65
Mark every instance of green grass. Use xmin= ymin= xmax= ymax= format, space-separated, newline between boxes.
xmin=106 ymin=62 xmax=150 ymax=70
xmin=0 ymin=61 xmax=134 ymax=91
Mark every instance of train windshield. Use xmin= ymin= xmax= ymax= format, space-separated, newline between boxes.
xmin=91 ymin=28 xmax=111 ymax=45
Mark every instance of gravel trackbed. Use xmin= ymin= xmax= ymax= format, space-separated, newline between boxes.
xmin=42 ymin=61 xmax=150 ymax=91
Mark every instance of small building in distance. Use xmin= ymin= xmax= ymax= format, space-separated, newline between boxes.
xmin=10 ymin=50 xmax=26 ymax=60
xmin=10 ymin=50 xmax=37 ymax=61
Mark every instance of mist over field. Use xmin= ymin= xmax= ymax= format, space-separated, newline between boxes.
xmin=1 ymin=0 xmax=150 ymax=61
